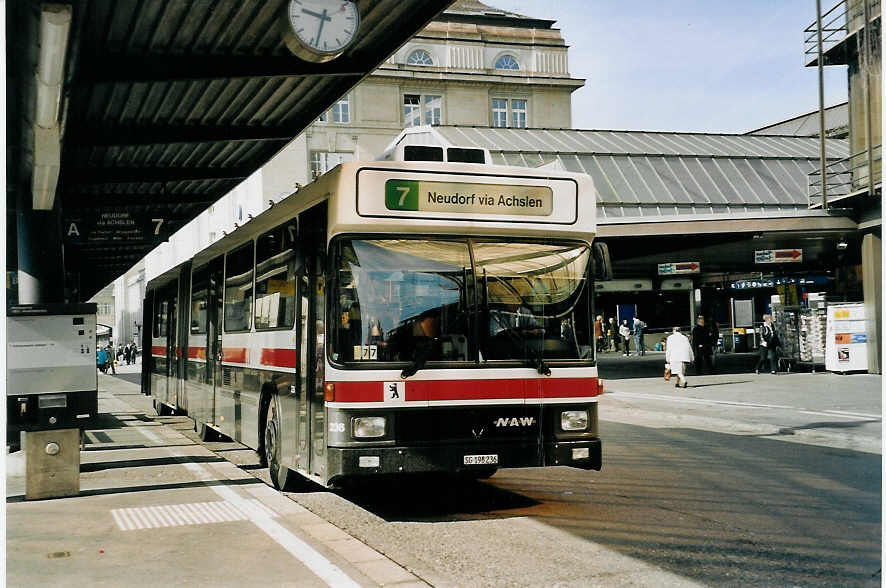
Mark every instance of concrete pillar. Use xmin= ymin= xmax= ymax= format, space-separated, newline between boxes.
xmin=861 ymin=232 xmax=881 ymax=374
xmin=14 ymin=183 xmax=65 ymax=304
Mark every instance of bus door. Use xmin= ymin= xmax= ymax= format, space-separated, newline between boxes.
xmin=164 ymin=282 xmax=179 ymax=409
xmin=207 ymin=257 xmax=224 ymax=428
xmin=293 ymin=272 xmax=311 ymax=472
xmin=175 ymin=263 xmax=191 ymax=411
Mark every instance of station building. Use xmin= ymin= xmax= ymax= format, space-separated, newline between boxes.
xmin=380 ymin=125 xmax=862 ymax=348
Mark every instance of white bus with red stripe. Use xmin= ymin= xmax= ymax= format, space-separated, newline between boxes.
xmin=143 ymin=157 xmax=607 ymax=489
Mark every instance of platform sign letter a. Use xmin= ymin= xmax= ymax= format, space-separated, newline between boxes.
xmin=67 ymin=222 xmax=80 ymax=237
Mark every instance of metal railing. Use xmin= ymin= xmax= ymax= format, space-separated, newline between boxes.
xmin=808 ymin=144 xmax=882 ymax=207
xmin=804 ymin=0 xmax=880 ymax=65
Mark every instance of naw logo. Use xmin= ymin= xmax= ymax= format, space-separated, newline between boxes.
xmin=494 ymin=416 xmax=536 ymax=427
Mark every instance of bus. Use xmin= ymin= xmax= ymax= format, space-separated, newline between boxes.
xmin=142 ymin=156 xmax=607 ymax=490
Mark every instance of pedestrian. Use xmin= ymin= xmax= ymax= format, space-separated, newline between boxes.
xmin=594 ymin=316 xmax=604 ymax=352
xmin=691 ymin=316 xmax=713 ymax=374
xmin=608 ymin=317 xmax=618 ymax=352
xmin=632 ymin=316 xmax=647 ymax=356
xmin=666 ymin=326 xmax=694 ymax=388
xmin=97 ymin=346 xmax=108 ymax=373
xmin=619 ymin=319 xmax=632 ymax=356
xmin=123 ymin=343 xmax=131 ymax=365
xmin=755 ymin=314 xmax=780 ymax=374
xmin=106 ymin=344 xmax=116 ymax=375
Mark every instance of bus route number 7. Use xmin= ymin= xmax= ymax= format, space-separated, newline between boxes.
xmin=385 ymin=180 xmax=419 ymax=211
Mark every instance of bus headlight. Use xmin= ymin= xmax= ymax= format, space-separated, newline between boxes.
xmin=352 ymin=416 xmax=386 ymax=438
xmin=560 ymin=410 xmax=589 ymax=431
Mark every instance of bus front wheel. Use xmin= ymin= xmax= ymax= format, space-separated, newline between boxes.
xmin=265 ymin=398 xmax=294 ymax=491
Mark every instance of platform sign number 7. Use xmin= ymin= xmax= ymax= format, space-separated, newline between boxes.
xmin=151 ymin=218 xmax=164 ymax=236
xmin=385 ymin=180 xmax=419 ymax=211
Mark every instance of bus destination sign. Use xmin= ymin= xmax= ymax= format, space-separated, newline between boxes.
xmin=385 ymin=179 xmax=553 ymax=216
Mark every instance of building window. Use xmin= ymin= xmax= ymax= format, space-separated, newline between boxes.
xmin=491 ymin=98 xmax=528 ymax=128
xmin=317 ymin=95 xmax=350 ymax=124
xmin=511 ymin=99 xmax=527 ymax=128
xmin=310 ymin=151 xmax=354 ymax=179
xmin=403 ymin=93 xmax=442 ymax=127
xmin=491 ymin=98 xmax=508 ymax=128
xmin=407 ymin=49 xmax=434 ymax=66
xmin=331 ymin=95 xmax=349 ymax=123
xmin=494 ymin=54 xmax=519 ymax=70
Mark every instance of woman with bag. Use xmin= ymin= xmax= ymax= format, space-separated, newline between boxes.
xmin=665 ymin=327 xmax=694 ymax=388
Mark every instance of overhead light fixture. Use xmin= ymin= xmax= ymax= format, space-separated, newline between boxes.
xmin=31 ymin=4 xmax=72 ymax=210
xmin=836 ymin=240 xmax=848 ymax=250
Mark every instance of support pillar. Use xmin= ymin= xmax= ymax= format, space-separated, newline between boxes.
xmin=15 ymin=188 xmax=65 ymax=304
xmin=861 ymin=232 xmax=881 ymax=374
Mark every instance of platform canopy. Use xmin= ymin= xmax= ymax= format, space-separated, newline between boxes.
xmin=7 ymin=0 xmax=454 ymax=299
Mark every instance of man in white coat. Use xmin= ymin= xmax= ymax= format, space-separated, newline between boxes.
xmin=666 ymin=327 xmax=694 ymax=388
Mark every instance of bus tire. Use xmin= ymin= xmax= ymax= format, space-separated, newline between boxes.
xmin=198 ymin=422 xmax=219 ymax=442
xmin=265 ymin=396 xmax=294 ymax=491
xmin=154 ymin=399 xmax=171 ymax=416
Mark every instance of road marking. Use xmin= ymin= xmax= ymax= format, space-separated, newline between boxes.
xmin=130 ymin=419 xmax=361 ymax=587
xmin=609 ymin=391 xmax=881 ymax=420
xmin=111 ymin=500 xmax=269 ymax=530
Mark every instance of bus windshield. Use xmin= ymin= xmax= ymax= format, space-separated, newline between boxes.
xmin=331 ymin=238 xmax=593 ymax=367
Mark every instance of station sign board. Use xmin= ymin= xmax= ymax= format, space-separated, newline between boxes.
xmin=658 ymin=261 xmax=700 ymax=275
xmin=755 ymin=249 xmax=802 ymax=263
xmin=63 ymin=211 xmax=168 ymax=245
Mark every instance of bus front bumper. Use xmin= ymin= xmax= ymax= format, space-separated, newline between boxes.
xmin=326 ymin=438 xmax=601 ymax=481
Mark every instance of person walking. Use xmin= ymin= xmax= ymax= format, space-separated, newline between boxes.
xmin=123 ymin=343 xmax=132 ymax=365
xmin=632 ymin=316 xmax=647 ymax=356
xmin=619 ymin=319 xmax=632 ymax=356
xmin=608 ymin=317 xmax=618 ymax=352
xmin=755 ymin=314 xmax=780 ymax=374
xmin=106 ymin=344 xmax=116 ymax=375
xmin=691 ymin=316 xmax=712 ymax=374
xmin=666 ymin=327 xmax=694 ymax=388
xmin=594 ymin=316 xmax=604 ymax=353
xmin=97 ymin=346 xmax=108 ymax=373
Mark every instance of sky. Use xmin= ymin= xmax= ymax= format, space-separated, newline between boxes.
xmin=490 ymin=0 xmax=848 ymax=133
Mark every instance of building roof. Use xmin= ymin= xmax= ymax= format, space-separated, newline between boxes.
xmin=386 ymin=126 xmax=850 ymax=222
xmin=745 ymin=102 xmax=849 ymax=138
xmin=439 ymin=0 xmax=556 ymax=28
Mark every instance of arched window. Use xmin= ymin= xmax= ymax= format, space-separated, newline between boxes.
xmin=407 ymin=49 xmax=434 ymax=66
xmin=494 ymin=54 xmax=519 ymax=70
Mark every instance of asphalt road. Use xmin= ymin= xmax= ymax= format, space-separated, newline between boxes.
xmin=197 ymin=361 xmax=882 ymax=587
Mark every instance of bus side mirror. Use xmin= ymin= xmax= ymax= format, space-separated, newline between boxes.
xmin=593 ymin=241 xmax=612 ymax=281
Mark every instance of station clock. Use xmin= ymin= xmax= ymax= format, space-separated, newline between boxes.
xmin=284 ymin=0 xmax=360 ymax=63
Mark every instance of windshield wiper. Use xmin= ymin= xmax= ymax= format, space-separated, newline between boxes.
xmin=400 ymin=338 xmax=433 ymax=379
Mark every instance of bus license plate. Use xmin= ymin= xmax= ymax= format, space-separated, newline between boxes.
xmin=464 ymin=454 xmax=498 ymax=465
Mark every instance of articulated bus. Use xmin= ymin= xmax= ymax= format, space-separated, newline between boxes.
xmin=142 ymin=157 xmax=606 ymax=489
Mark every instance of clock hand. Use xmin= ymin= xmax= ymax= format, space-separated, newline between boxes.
xmin=301 ymin=8 xmax=331 ymax=21
xmin=313 ymin=8 xmax=329 ymax=47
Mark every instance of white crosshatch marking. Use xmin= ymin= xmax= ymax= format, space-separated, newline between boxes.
xmin=111 ymin=499 xmax=277 ymax=531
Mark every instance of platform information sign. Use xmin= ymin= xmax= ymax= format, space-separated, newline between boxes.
xmin=658 ymin=261 xmax=700 ymax=275
xmin=63 ymin=211 xmax=168 ymax=245
xmin=755 ymin=249 xmax=803 ymax=263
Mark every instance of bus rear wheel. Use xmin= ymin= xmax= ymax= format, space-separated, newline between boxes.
xmin=265 ymin=398 xmax=294 ymax=491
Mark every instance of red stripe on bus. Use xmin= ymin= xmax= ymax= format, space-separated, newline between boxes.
xmin=188 ymin=347 xmax=207 ymax=360
xmin=222 ymin=347 xmax=248 ymax=363
xmin=151 ymin=346 xmax=166 ymax=357
xmin=260 ymin=348 xmax=297 ymax=368
xmin=331 ymin=377 xmax=600 ymax=403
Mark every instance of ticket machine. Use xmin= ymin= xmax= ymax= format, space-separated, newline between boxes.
xmin=6 ymin=304 xmax=98 ymax=449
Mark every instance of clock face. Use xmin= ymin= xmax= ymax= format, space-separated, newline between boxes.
xmin=287 ymin=0 xmax=359 ymax=56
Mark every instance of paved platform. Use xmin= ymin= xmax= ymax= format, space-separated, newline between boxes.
xmin=6 ymin=365 xmax=426 ymax=588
